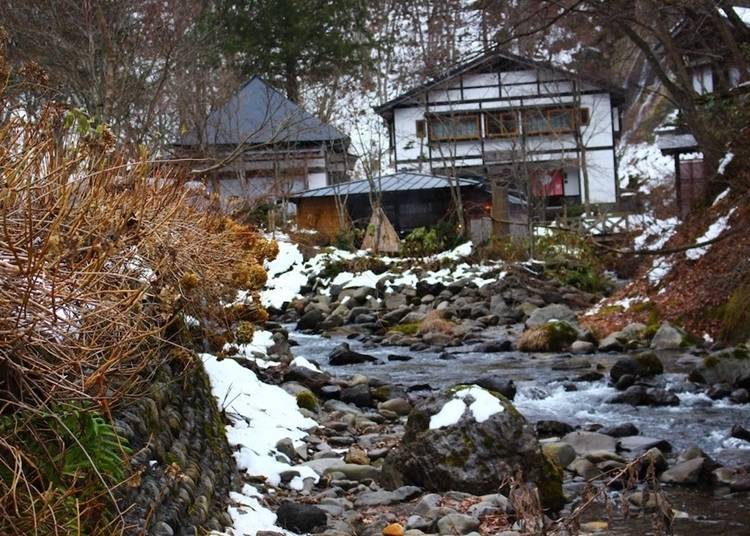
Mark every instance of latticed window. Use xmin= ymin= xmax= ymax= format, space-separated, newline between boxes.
xmin=485 ymin=111 xmax=518 ymax=137
xmin=428 ymin=114 xmax=481 ymax=141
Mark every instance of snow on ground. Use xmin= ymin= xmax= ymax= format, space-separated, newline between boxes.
xmin=718 ymin=152 xmax=734 ymax=175
xmin=647 ymin=256 xmax=674 ymax=286
xmin=429 ymin=385 xmax=505 ymax=430
xmin=633 ymin=216 xmax=680 ymax=251
xmin=202 ymin=352 xmax=319 ymax=535
xmin=259 ymin=238 xmax=499 ymax=309
xmin=713 ymin=188 xmax=730 ymax=206
xmin=686 ymin=207 xmax=737 ymax=260
xmin=618 ymin=141 xmax=674 ymax=193
xmin=222 ymin=329 xmax=279 ymax=368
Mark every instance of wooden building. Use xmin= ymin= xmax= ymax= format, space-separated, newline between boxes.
xmin=173 ymin=76 xmax=354 ymax=209
xmin=373 ymin=49 xmax=625 ymax=220
xmin=291 ymin=171 xmax=526 ymax=243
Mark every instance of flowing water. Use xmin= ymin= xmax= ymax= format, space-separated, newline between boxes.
xmin=289 ymin=328 xmax=750 ymax=535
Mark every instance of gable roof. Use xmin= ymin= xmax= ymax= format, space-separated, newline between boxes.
xmin=374 ymin=48 xmax=626 ymax=116
xmin=177 ymin=76 xmax=348 ymax=147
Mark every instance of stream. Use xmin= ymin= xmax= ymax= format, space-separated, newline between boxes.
xmin=289 ymin=327 xmax=750 ymax=535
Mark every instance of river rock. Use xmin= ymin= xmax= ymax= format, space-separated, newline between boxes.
xmin=379 ymin=398 xmax=413 ymax=415
xmin=713 ymin=466 xmax=750 ymax=491
xmin=598 ymin=332 xmax=625 ymax=352
xmin=689 ymin=347 xmax=750 ymax=389
xmin=297 ymin=309 xmax=325 ymax=331
xmin=543 ymin=442 xmax=576 ymax=467
xmin=562 ymin=431 xmax=617 ymax=455
xmin=650 ymin=322 xmax=688 ymax=350
xmin=570 ymin=340 xmax=596 ymax=354
xmin=472 ymin=375 xmax=516 ymax=400
xmin=437 ymin=514 xmax=480 ymax=535
xmin=276 ymin=501 xmax=327 ymax=533
xmin=731 ymin=424 xmax=750 ymax=442
xmin=284 ymin=365 xmax=331 ymax=393
xmin=610 ymin=353 xmax=664 ymax=384
xmin=525 ymin=304 xmax=576 ymax=328
xmin=385 ymin=293 xmax=408 ymax=310
xmin=474 ymin=339 xmax=513 ymax=353
xmin=324 ymin=463 xmax=381 ymax=481
xmin=536 ymin=420 xmax=575 ymax=438
xmin=329 ymin=343 xmax=378 ymax=365
xmin=660 ymin=457 xmax=711 ymax=485
xmin=341 ymin=384 xmax=374 ymax=407
xmin=518 ymin=320 xmax=578 ymax=352
xmin=381 ymin=387 xmax=565 ymax=510
xmin=608 ymin=386 xmax=679 ymax=407
xmin=617 ymin=436 xmax=672 ymax=454
xmin=730 ymin=388 xmax=749 ymax=403
xmin=599 ymin=423 xmax=639 ymax=437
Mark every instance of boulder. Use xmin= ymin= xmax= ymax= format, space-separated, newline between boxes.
xmin=536 ymin=420 xmax=575 ymax=438
xmin=472 ymin=375 xmax=516 ymax=400
xmin=284 ymin=366 xmax=330 ymax=393
xmin=385 ymin=293 xmax=408 ymax=310
xmin=561 ymin=431 xmax=617 ymax=456
xmin=297 ymin=309 xmax=325 ymax=331
xmin=525 ymin=304 xmax=576 ymax=328
xmin=598 ymin=332 xmax=625 ymax=352
xmin=713 ymin=467 xmax=750 ymax=491
xmin=650 ymin=322 xmax=688 ymax=350
xmin=731 ymin=424 xmax=750 ymax=442
xmin=379 ymin=398 xmax=413 ymax=416
xmin=275 ymin=501 xmax=327 ymax=533
xmin=610 ymin=353 xmax=664 ymax=383
xmin=518 ymin=321 xmax=578 ymax=352
xmin=660 ymin=457 xmax=711 ymax=485
xmin=381 ymin=386 xmax=565 ymax=510
xmin=323 ymin=463 xmax=381 ymax=481
xmin=689 ymin=347 xmax=750 ymax=389
xmin=608 ymin=386 xmax=679 ymax=407
xmin=570 ymin=340 xmax=596 ymax=354
xmin=599 ymin=423 xmax=639 ymax=438
xmin=329 ymin=343 xmax=378 ymax=366
xmin=341 ymin=384 xmax=374 ymax=408
xmin=437 ymin=514 xmax=480 ymax=535
xmin=543 ymin=442 xmax=576 ymax=467
xmin=617 ymin=436 xmax=672 ymax=454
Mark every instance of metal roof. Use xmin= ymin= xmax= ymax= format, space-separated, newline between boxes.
xmin=291 ymin=172 xmax=482 ymax=199
xmin=176 ymin=76 xmax=348 ymax=147
xmin=374 ymin=48 xmax=627 ymax=116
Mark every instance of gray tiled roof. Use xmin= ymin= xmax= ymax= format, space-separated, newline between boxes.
xmin=177 ymin=76 xmax=348 ymax=146
xmin=291 ymin=172 xmax=482 ymax=198
xmin=656 ymin=131 xmax=699 ymax=153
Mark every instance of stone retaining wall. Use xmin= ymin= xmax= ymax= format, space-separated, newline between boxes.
xmin=115 ymin=357 xmax=235 ymax=535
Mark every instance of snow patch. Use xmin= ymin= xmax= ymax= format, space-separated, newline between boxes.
xmin=718 ymin=152 xmax=734 ymax=175
xmin=686 ymin=207 xmax=736 ymax=260
xmin=429 ymin=385 xmax=505 ymax=429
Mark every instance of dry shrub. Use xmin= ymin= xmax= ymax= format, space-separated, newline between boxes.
xmin=0 ymin=85 xmax=275 ymax=532
xmin=418 ymin=310 xmax=455 ymax=335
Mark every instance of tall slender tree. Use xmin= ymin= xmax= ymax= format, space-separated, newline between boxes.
xmin=207 ymin=0 xmax=374 ymax=104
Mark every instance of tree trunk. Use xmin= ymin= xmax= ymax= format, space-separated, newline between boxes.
xmin=285 ymin=60 xmax=300 ymax=104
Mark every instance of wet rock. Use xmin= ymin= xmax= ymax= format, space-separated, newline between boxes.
xmin=650 ymin=321 xmax=688 ymax=350
xmin=518 ymin=320 xmax=578 ymax=352
xmin=618 ymin=436 xmax=672 ymax=454
xmin=575 ymin=371 xmax=604 ymax=382
xmin=275 ymin=501 xmax=327 ymax=533
xmin=689 ymin=347 xmax=750 ymax=388
xmin=285 ymin=365 xmax=331 ymax=393
xmin=382 ymin=387 xmax=565 ymax=510
xmin=661 ymin=457 xmax=711 ymax=485
xmin=610 ymin=353 xmax=663 ymax=383
xmin=731 ymin=424 xmax=750 ymax=442
xmin=608 ymin=386 xmax=679 ymax=407
xmin=329 ymin=343 xmax=378 ymax=366
xmin=341 ymin=384 xmax=374 ymax=408
xmin=543 ymin=442 xmax=576 ymax=467
xmin=378 ymin=398 xmax=412 ymax=416
xmin=570 ymin=340 xmax=596 ymax=354
xmin=388 ymin=354 xmax=413 ymax=362
xmin=568 ymin=458 xmax=601 ymax=480
xmin=436 ymin=514 xmax=480 ymax=535
xmin=472 ymin=375 xmax=516 ymax=400
xmin=713 ymin=467 xmax=750 ymax=491
xmin=474 ymin=339 xmax=513 ymax=353
xmin=615 ymin=374 xmax=636 ymax=391
xmin=599 ymin=423 xmax=639 ymax=438
xmin=525 ymin=304 xmax=576 ymax=328
xmin=562 ymin=431 xmax=617 ymax=455
xmin=405 ymin=516 xmax=431 ymax=531
xmin=730 ymin=388 xmax=749 ymax=404
xmin=297 ymin=309 xmax=325 ymax=331
xmin=598 ymin=332 xmax=624 ymax=352
xmin=536 ymin=420 xmax=575 ymax=438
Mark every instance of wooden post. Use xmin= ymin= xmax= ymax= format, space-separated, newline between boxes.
xmin=491 ymin=177 xmax=510 ymax=238
xmin=674 ymin=153 xmax=682 ymax=217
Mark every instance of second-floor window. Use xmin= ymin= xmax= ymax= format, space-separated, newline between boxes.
xmin=523 ymin=107 xmax=589 ymax=136
xmin=428 ymin=113 xmax=481 ymax=141
xmin=485 ymin=111 xmax=518 ymax=137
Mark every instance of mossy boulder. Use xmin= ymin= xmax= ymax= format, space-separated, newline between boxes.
xmin=689 ymin=347 xmax=750 ymax=388
xmin=381 ymin=386 xmax=565 ymax=511
xmin=518 ymin=320 xmax=578 ymax=352
xmin=295 ymin=390 xmax=319 ymax=411
xmin=610 ymin=352 xmax=664 ymax=383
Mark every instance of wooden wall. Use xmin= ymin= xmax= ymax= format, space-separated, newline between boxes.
xmin=295 ymin=197 xmax=345 ymax=239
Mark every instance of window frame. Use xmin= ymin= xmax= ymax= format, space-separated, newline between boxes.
xmin=427 ymin=112 xmax=482 ymax=142
xmin=415 ymin=119 xmax=426 ymax=138
xmin=522 ymin=106 xmax=588 ymax=136
xmin=484 ymin=110 xmax=519 ymax=138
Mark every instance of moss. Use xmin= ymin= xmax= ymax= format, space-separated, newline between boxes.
xmin=633 ymin=352 xmax=664 ymax=376
xmin=295 ymin=390 xmax=319 ymax=411
xmin=537 ymin=453 xmax=566 ymax=512
xmin=389 ymin=322 xmax=421 ymax=336
xmin=518 ymin=321 xmax=578 ymax=352
xmin=446 ymin=450 xmax=470 ymax=467
xmin=371 ymin=385 xmax=391 ymax=401
xmin=717 ymin=283 xmax=750 ymax=344
xmin=704 ymin=355 xmax=720 ymax=368
xmin=599 ymin=305 xmax=625 ymax=316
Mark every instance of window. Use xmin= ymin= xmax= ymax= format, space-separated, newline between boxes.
xmin=428 ymin=114 xmax=481 ymax=141
xmin=522 ymin=107 xmax=587 ymax=135
xmin=415 ymin=119 xmax=426 ymax=138
xmin=485 ymin=111 xmax=518 ymax=137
